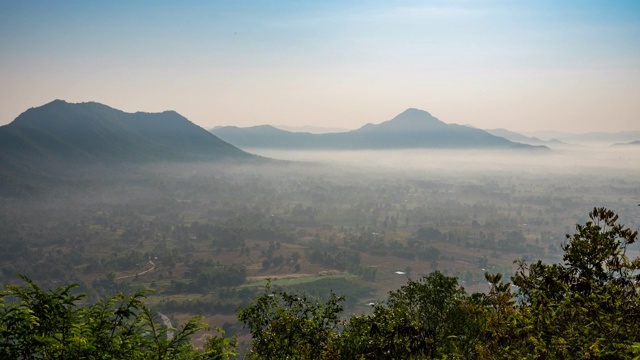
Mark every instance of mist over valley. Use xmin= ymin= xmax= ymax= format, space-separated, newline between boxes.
xmin=1 ymin=100 xmax=639 ymax=354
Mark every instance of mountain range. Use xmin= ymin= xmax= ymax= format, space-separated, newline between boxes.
xmin=212 ymin=109 xmax=548 ymax=151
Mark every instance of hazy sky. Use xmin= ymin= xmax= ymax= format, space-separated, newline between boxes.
xmin=1 ymin=1 xmax=639 ymax=132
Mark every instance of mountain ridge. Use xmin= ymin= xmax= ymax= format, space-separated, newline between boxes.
xmin=524 ymin=130 xmax=640 ymax=144
xmin=612 ymin=140 xmax=640 ymax=147
xmin=212 ymin=108 xmax=548 ymax=151
xmin=485 ymin=128 xmax=564 ymax=146
xmin=0 ymin=100 xmax=259 ymax=195
xmin=1 ymin=100 xmax=252 ymax=164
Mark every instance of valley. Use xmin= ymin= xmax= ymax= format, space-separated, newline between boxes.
xmin=1 ymin=100 xmax=639 ymax=352
xmin=1 ymin=150 xmax=638 ymax=347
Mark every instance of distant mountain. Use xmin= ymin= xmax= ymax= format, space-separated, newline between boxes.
xmin=212 ymin=108 xmax=547 ymax=150
xmin=524 ymin=130 xmax=640 ymax=144
xmin=273 ymin=125 xmax=350 ymax=134
xmin=211 ymin=125 xmax=317 ymax=149
xmin=612 ymin=140 xmax=640 ymax=147
xmin=0 ymin=100 xmax=252 ymax=165
xmin=485 ymin=128 xmax=564 ymax=146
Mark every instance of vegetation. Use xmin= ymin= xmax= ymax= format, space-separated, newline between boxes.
xmin=503 ymin=207 xmax=640 ymax=358
xmin=237 ymin=207 xmax=640 ymax=359
xmin=3 ymin=207 xmax=638 ymax=358
xmin=0 ymin=275 xmax=236 ymax=359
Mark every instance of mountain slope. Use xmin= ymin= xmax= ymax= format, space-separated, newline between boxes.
xmin=524 ymin=130 xmax=640 ymax=144
xmin=0 ymin=100 xmax=256 ymax=195
xmin=211 ymin=125 xmax=317 ymax=149
xmin=485 ymin=128 xmax=564 ymax=146
xmin=212 ymin=108 xmax=547 ymax=150
xmin=612 ymin=140 xmax=640 ymax=147
xmin=0 ymin=100 xmax=251 ymax=164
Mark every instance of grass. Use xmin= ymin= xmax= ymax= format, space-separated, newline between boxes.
xmin=239 ymin=273 xmax=357 ymax=288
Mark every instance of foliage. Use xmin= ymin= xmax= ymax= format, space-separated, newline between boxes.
xmin=237 ymin=280 xmax=344 ymax=359
xmin=238 ymin=207 xmax=640 ymax=359
xmin=340 ymin=271 xmax=485 ymax=359
xmin=0 ymin=275 xmax=236 ymax=359
xmin=480 ymin=207 xmax=640 ymax=359
xmin=237 ymin=273 xmax=484 ymax=359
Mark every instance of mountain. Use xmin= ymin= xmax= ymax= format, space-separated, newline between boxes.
xmin=212 ymin=108 xmax=547 ymax=150
xmin=612 ymin=140 xmax=640 ymax=147
xmin=485 ymin=128 xmax=564 ymax=146
xmin=272 ymin=125 xmax=350 ymax=134
xmin=524 ymin=130 xmax=640 ymax=144
xmin=0 ymin=100 xmax=252 ymax=165
xmin=0 ymin=100 xmax=256 ymax=195
xmin=211 ymin=125 xmax=317 ymax=149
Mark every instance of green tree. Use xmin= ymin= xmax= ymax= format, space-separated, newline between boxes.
xmin=238 ymin=281 xmax=344 ymax=359
xmin=0 ymin=275 xmax=236 ymax=359
xmin=340 ymin=271 xmax=485 ymax=359
xmin=486 ymin=207 xmax=640 ymax=359
xmin=476 ymin=272 xmax=530 ymax=360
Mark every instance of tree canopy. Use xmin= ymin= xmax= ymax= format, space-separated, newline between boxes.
xmin=0 ymin=275 xmax=236 ymax=359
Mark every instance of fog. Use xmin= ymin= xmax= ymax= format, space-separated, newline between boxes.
xmin=2 ymin=144 xmax=639 ymax=339
xmin=245 ymin=145 xmax=640 ymax=176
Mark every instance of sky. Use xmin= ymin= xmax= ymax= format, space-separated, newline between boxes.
xmin=1 ymin=1 xmax=639 ymax=133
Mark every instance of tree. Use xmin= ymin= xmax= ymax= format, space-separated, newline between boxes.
xmin=485 ymin=207 xmax=640 ymax=359
xmin=0 ymin=275 xmax=236 ymax=359
xmin=341 ymin=271 xmax=485 ymax=359
xmin=476 ymin=272 xmax=529 ymax=360
xmin=237 ymin=281 xmax=344 ymax=359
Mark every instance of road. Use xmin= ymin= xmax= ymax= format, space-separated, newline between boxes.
xmin=158 ymin=313 xmax=174 ymax=341
xmin=115 ymin=260 xmax=155 ymax=280
xmin=111 ymin=261 xmax=173 ymax=341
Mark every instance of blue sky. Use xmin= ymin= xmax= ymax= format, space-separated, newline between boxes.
xmin=1 ymin=1 xmax=638 ymax=132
